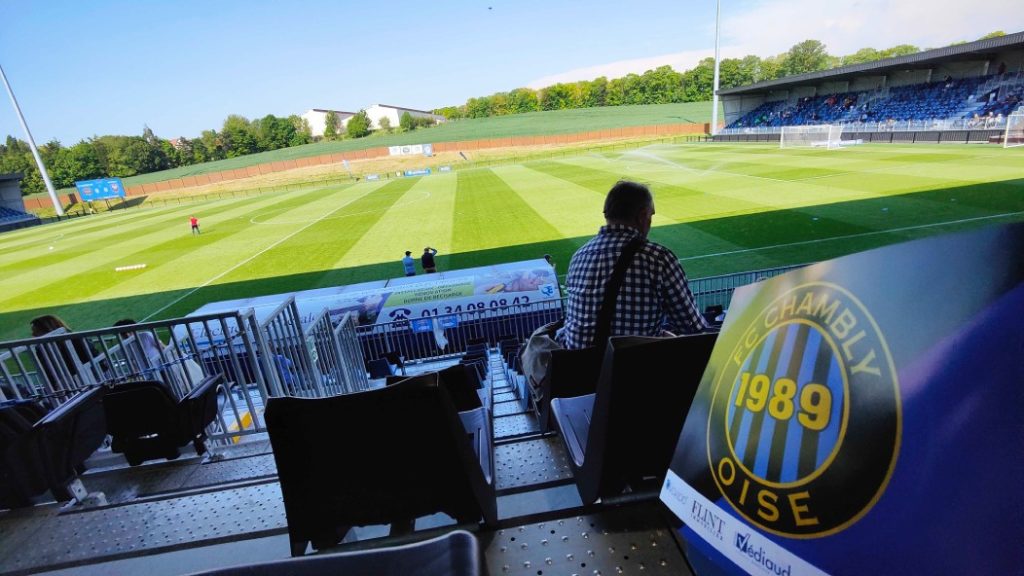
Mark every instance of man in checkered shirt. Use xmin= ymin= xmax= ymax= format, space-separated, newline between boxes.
xmin=557 ymin=180 xmax=709 ymax=349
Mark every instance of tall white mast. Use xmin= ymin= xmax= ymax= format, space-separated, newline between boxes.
xmin=0 ymin=63 xmax=64 ymax=216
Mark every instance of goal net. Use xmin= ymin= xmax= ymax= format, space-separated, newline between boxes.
xmin=1004 ymin=112 xmax=1024 ymax=148
xmin=780 ymin=125 xmax=844 ymax=149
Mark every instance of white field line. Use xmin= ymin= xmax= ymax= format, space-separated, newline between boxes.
xmin=680 ymin=210 xmax=1024 ymax=262
xmin=142 ymin=194 xmax=366 ymax=321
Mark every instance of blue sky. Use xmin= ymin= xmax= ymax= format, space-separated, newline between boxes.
xmin=1 ymin=0 xmax=1021 ymax=144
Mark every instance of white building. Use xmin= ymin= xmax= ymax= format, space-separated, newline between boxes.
xmin=300 ymin=109 xmax=355 ymax=138
xmin=364 ymin=104 xmax=445 ymax=130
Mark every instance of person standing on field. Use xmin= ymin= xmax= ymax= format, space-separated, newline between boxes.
xmin=402 ymin=251 xmax=416 ymax=276
xmin=189 ymin=215 xmax=200 ymax=235
xmin=422 ymin=247 xmax=438 ymax=273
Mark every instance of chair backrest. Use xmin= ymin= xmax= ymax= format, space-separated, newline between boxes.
xmin=35 ymin=386 xmax=107 ymax=488
xmin=437 ymin=365 xmax=483 ymax=412
xmin=538 ymin=347 xmax=600 ymax=430
xmin=266 ymin=373 xmax=496 ymax=553
xmin=580 ymin=333 xmax=717 ymax=502
xmin=103 ymin=381 xmax=180 ymax=438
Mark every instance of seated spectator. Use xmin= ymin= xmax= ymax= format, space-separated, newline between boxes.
xmin=113 ymin=319 xmax=164 ymax=368
xmin=557 ymin=181 xmax=709 ymax=350
xmin=29 ymin=315 xmax=102 ymax=387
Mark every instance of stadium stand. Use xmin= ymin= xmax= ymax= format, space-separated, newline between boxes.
xmin=0 ymin=205 xmax=39 ymax=232
xmin=727 ymin=73 xmax=1023 ymax=130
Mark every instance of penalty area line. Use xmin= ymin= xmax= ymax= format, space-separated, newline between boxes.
xmin=680 ymin=210 xmax=1024 ymax=262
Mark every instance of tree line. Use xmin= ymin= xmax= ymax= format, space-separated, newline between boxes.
xmin=433 ymin=32 xmax=1008 ymax=119
xmin=0 ymin=114 xmax=314 ymax=196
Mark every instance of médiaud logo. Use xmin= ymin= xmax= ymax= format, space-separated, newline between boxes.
xmin=707 ymin=282 xmax=901 ymax=538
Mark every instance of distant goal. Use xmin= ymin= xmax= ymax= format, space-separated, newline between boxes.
xmin=780 ymin=125 xmax=844 ymax=149
xmin=1004 ymin=112 xmax=1024 ymax=148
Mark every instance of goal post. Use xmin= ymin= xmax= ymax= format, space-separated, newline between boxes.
xmin=1004 ymin=112 xmax=1024 ymax=148
xmin=780 ymin=125 xmax=844 ymax=149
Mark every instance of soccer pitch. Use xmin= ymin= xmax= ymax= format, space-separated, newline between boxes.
xmin=1 ymin=142 xmax=1022 ymax=341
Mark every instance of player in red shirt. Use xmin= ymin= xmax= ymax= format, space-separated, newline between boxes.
xmin=190 ymin=215 xmax=200 ymax=235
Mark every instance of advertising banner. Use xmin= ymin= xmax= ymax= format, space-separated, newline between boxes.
xmin=660 ymin=223 xmax=1024 ymax=576
xmin=183 ymin=259 xmax=559 ymax=346
xmin=75 ymin=177 xmax=126 ymax=201
xmin=403 ymin=168 xmax=431 ymax=177
xmin=389 ymin=144 xmax=425 ymax=156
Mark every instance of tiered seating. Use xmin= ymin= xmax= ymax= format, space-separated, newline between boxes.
xmin=266 ymin=373 xmax=496 ymax=556
xmin=0 ymin=387 xmax=107 ymax=509
xmin=103 ymin=374 xmax=223 ymax=466
xmin=0 ymin=206 xmax=34 ymax=222
xmin=726 ymin=74 xmax=1017 ymax=129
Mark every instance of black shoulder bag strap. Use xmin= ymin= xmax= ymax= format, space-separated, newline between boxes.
xmin=592 ymin=235 xmax=645 ymax=355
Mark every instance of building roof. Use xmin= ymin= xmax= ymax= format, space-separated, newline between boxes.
xmin=372 ymin=103 xmax=442 ymax=115
xmin=719 ymin=31 xmax=1024 ymax=96
xmin=309 ymin=108 xmax=356 ymax=116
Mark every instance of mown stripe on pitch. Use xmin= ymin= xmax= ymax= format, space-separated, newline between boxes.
xmin=0 ymin=184 xmax=358 ymax=310
xmin=449 ymin=169 xmax=575 ymax=267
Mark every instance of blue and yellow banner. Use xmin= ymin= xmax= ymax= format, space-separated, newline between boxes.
xmin=661 ymin=223 xmax=1024 ymax=575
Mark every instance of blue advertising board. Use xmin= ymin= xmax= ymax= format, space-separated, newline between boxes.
xmin=403 ymin=168 xmax=431 ymax=177
xmin=366 ymin=174 xmax=380 ymax=181
xmin=75 ymin=177 xmax=126 ymax=201
xmin=439 ymin=165 xmax=452 ymax=172
xmin=661 ymin=223 xmax=1024 ymax=575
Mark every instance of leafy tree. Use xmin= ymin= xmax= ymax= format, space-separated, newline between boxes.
xmin=507 ymin=88 xmax=540 ymax=113
xmin=781 ymin=40 xmax=831 ymax=77
xmin=978 ymin=31 xmax=1006 ymax=40
xmin=399 ymin=111 xmax=415 ymax=131
xmin=50 ymin=142 xmax=103 ymax=188
xmin=289 ymin=115 xmax=313 ymax=146
xmin=378 ymin=116 xmax=392 ymax=132
xmin=323 ymin=111 xmax=339 ymax=141
xmin=878 ymin=44 xmax=919 ymax=59
xmin=346 ymin=110 xmax=371 ymax=138
xmin=843 ymin=47 xmax=881 ymax=66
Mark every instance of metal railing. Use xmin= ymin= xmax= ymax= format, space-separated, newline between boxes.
xmin=0 ymin=305 xmax=368 ymax=443
xmin=357 ymin=299 xmax=564 ymax=363
xmin=304 ymin=309 xmax=369 ymax=395
xmin=690 ymin=264 xmax=806 ymax=312
xmin=720 ymin=114 xmax=1018 ymax=135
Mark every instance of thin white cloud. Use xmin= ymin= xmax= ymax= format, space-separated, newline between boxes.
xmin=528 ymin=1 xmax=1023 ymax=88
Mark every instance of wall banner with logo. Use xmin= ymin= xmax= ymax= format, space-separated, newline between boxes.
xmin=660 ymin=223 xmax=1024 ymax=576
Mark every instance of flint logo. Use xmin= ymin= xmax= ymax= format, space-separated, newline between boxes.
xmin=707 ymin=282 xmax=900 ymax=537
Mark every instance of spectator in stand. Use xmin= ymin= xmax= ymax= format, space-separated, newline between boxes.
xmin=113 ymin=319 xmax=164 ymax=368
xmin=557 ymin=181 xmax=709 ymax=350
xmin=29 ymin=315 xmax=104 ymax=387
xmin=421 ymin=247 xmax=438 ymax=273
xmin=402 ymin=251 xmax=416 ymax=276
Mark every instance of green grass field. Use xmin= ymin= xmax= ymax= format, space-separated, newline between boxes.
xmin=3 ymin=142 xmax=1022 ymax=341
xmin=30 ymin=102 xmax=715 ymax=196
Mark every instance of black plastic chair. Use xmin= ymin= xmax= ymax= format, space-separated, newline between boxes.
xmin=368 ymin=358 xmax=396 ymax=379
xmin=0 ymin=387 xmax=107 ymax=509
xmin=550 ymin=333 xmax=717 ymax=504
xmin=386 ymin=365 xmax=482 ymax=413
xmin=532 ymin=346 xmax=601 ymax=432
xmin=103 ymin=374 xmax=222 ymax=466
xmin=266 ymin=373 xmax=497 ymax=556
xmin=183 ymin=529 xmax=482 ymax=576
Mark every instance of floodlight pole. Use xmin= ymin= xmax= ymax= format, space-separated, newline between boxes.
xmin=0 ymin=63 xmax=64 ymax=216
xmin=710 ymin=0 xmax=722 ymax=136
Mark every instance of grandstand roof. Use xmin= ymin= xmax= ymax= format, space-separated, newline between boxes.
xmin=719 ymin=31 xmax=1024 ymax=96
xmin=0 ymin=172 xmax=23 ymax=182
